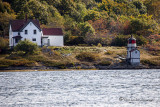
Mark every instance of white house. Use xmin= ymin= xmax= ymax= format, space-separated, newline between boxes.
xmin=9 ymin=19 xmax=64 ymax=47
xmin=126 ymin=35 xmax=140 ymax=65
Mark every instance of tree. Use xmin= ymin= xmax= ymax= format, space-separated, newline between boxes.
xmin=144 ymin=0 xmax=160 ymax=23
xmin=78 ymin=22 xmax=95 ymax=36
xmin=133 ymin=0 xmax=147 ymax=14
xmin=0 ymin=12 xmax=15 ymax=36
xmin=0 ymin=1 xmax=5 ymax=13
xmin=84 ymin=10 xmax=100 ymax=21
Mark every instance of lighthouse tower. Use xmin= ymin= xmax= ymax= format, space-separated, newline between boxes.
xmin=127 ymin=35 xmax=140 ymax=65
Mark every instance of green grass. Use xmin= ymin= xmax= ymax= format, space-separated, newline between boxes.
xmin=0 ymin=59 xmax=35 ymax=67
xmin=98 ymin=60 xmax=112 ymax=66
xmin=105 ymin=50 xmax=114 ymax=55
xmin=141 ymin=59 xmax=160 ymax=66
xmin=76 ymin=52 xmax=98 ymax=62
xmin=26 ymin=55 xmax=47 ymax=62
xmin=0 ymin=46 xmax=160 ymax=68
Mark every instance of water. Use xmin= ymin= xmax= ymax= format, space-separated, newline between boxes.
xmin=0 ymin=70 xmax=160 ymax=107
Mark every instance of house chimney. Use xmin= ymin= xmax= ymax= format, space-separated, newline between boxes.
xmin=25 ymin=14 xmax=28 ymax=21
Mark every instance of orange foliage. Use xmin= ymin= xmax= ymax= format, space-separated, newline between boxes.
xmin=145 ymin=34 xmax=160 ymax=55
xmin=88 ymin=18 xmax=107 ymax=31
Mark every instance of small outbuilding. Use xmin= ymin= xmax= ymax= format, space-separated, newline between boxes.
xmin=42 ymin=28 xmax=64 ymax=47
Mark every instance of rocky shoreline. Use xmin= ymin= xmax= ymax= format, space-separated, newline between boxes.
xmin=0 ymin=64 xmax=160 ymax=71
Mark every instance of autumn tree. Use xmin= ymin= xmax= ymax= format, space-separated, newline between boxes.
xmin=0 ymin=12 xmax=16 ymax=36
xmin=144 ymin=0 xmax=160 ymax=23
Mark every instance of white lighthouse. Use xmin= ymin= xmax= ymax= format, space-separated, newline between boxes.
xmin=126 ymin=35 xmax=140 ymax=65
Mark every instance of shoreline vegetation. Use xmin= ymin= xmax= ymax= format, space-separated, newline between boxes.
xmin=0 ymin=46 xmax=160 ymax=71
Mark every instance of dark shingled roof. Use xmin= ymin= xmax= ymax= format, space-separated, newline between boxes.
xmin=10 ymin=19 xmax=41 ymax=31
xmin=42 ymin=28 xmax=63 ymax=36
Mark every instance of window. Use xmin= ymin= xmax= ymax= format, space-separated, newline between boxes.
xmin=34 ymin=30 xmax=36 ymax=34
xmin=18 ymin=32 xmax=20 ymax=35
xmin=25 ymin=30 xmax=28 ymax=34
xmin=32 ymin=38 xmax=36 ymax=41
xmin=135 ymin=51 xmax=137 ymax=54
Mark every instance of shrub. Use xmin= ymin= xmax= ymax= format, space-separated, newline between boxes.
xmin=134 ymin=35 xmax=147 ymax=45
xmin=6 ymin=54 xmax=22 ymax=60
xmin=98 ymin=60 xmax=111 ymax=66
xmin=105 ymin=50 xmax=114 ymax=55
xmin=97 ymin=43 xmax=102 ymax=47
xmin=0 ymin=37 xmax=9 ymax=53
xmin=76 ymin=52 xmax=98 ymax=62
xmin=117 ymin=52 xmax=127 ymax=57
xmin=141 ymin=59 xmax=160 ymax=66
xmin=111 ymin=35 xmax=129 ymax=46
xmin=67 ymin=36 xmax=85 ymax=45
xmin=130 ymin=18 xmax=144 ymax=34
xmin=12 ymin=59 xmax=35 ymax=67
xmin=0 ymin=59 xmax=14 ymax=67
xmin=42 ymin=60 xmax=67 ymax=68
xmin=84 ymin=33 xmax=111 ymax=46
xmin=0 ymin=59 xmax=35 ymax=67
xmin=26 ymin=55 xmax=47 ymax=62
xmin=6 ymin=51 xmax=26 ymax=60
xmin=14 ymin=39 xmax=39 ymax=55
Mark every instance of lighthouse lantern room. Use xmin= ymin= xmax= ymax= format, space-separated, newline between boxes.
xmin=126 ymin=35 xmax=140 ymax=65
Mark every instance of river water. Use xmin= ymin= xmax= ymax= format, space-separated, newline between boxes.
xmin=0 ymin=70 xmax=160 ymax=107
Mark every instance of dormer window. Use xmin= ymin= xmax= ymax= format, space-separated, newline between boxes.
xmin=25 ymin=30 xmax=28 ymax=34
xmin=34 ymin=30 xmax=36 ymax=34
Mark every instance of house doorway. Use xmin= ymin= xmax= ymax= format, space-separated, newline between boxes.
xmin=48 ymin=39 xmax=50 ymax=46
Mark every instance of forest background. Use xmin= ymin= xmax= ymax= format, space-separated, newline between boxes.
xmin=0 ymin=0 xmax=160 ymax=50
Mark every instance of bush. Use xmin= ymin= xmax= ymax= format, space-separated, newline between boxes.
xmin=130 ymin=18 xmax=144 ymax=34
xmin=134 ymin=35 xmax=147 ymax=45
xmin=105 ymin=50 xmax=114 ymax=55
xmin=67 ymin=36 xmax=85 ymax=45
xmin=14 ymin=39 xmax=39 ymax=55
xmin=6 ymin=53 xmax=22 ymax=60
xmin=97 ymin=43 xmax=102 ymax=47
xmin=26 ymin=55 xmax=47 ymax=62
xmin=0 ymin=59 xmax=14 ymax=67
xmin=84 ymin=33 xmax=111 ymax=46
xmin=0 ymin=59 xmax=35 ymax=67
xmin=141 ymin=59 xmax=160 ymax=66
xmin=98 ymin=60 xmax=112 ymax=66
xmin=111 ymin=35 xmax=129 ymax=46
xmin=42 ymin=60 xmax=67 ymax=68
xmin=12 ymin=59 xmax=35 ymax=67
xmin=0 ymin=37 xmax=9 ymax=53
xmin=76 ymin=52 xmax=98 ymax=62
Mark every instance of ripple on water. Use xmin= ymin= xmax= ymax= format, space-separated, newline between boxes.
xmin=0 ymin=69 xmax=160 ymax=107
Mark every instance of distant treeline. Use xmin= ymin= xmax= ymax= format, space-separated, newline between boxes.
xmin=0 ymin=0 xmax=160 ymax=46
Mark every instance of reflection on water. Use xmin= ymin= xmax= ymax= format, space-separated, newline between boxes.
xmin=0 ymin=70 xmax=160 ymax=107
